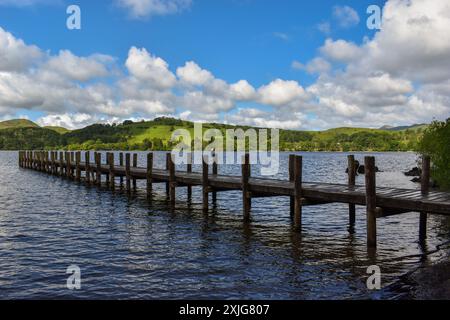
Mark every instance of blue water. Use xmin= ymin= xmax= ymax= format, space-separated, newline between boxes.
xmin=0 ymin=151 xmax=449 ymax=299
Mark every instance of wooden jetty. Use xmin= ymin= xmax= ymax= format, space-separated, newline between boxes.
xmin=17 ymin=151 xmax=450 ymax=248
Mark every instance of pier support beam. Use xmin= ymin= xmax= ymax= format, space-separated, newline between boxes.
xmin=85 ymin=151 xmax=91 ymax=184
xmin=242 ymin=153 xmax=251 ymax=221
xmin=119 ymin=153 xmax=124 ymax=187
xmin=96 ymin=152 xmax=101 ymax=186
xmin=365 ymin=156 xmax=377 ymax=248
xmin=109 ymin=153 xmax=115 ymax=191
xmin=165 ymin=154 xmax=170 ymax=197
xmin=202 ymin=156 xmax=209 ymax=213
xmin=105 ymin=152 xmax=110 ymax=186
xmin=187 ymin=153 xmax=192 ymax=201
xmin=147 ymin=153 xmax=153 ymax=198
xmin=348 ymin=155 xmax=356 ymax=229
xmin=132 ymin=154 xmax=137 ymax=190
xmin=75 ymin=151 xmax=81 ymax=182
xmin=125 ymin=153 xmax=131 ymax=193
xmin=420 ymin=155 xmax=430 ymax=243
xmin=294 ymin=155 xmax=303 ymax=230
xmin=66 ymin=152 xmax=71 ymax=179
xmin=289 ymin=154 xmax=295 ymax=218
xmin=212 ymin=161 xmax=218 ymax=204
xmin=168 ymin=153 xmax=176 ymax=206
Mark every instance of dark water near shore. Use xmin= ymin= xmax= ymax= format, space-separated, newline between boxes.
xmin=0 ymin=151 xmax=449 ymax=299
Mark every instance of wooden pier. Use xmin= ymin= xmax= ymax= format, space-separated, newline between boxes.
xmin=18 ymin=151 xmax=450 ymax=248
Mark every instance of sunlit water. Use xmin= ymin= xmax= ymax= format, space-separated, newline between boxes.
xmin=0 ymin=151 xmax=449 ymax=299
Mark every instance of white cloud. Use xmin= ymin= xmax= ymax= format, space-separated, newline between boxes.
xmin=116 ymin=0 xmax=192 ymax=19
xmin=44 ymin=50 xmax=111 ymax=82
xmin=125 ymin=46 xmax=176 ymax=89
xmin=292 ymin=57 xmax=331 ymax=74
xmin=319 ymin=39 xmax=363 ymax=63
xmin=258 ymin=79 xmax=307 ymax=107
xmin=177 ymin=61 xmax=213 ymax=86
xmin=317 ymin=21 xmax=331 ymax=34
xmin=0 ymin=27 xmax=42 ymax=72
xmin=333 ymin=5 xmax=360 ymax=28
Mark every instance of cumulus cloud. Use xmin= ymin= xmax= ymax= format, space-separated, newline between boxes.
xmin=0 ymin=27 xmax=42 ymax=72
xmin=3 ymin=0 xmax=450 ymax=130
xmin=116 ymin=0 xmax=192 ymax=19
xmin=258 ymin=79 xmax=307 ymax=107
xmin=333 ymin=5 xmax=360 ymax=28
xmin=125 ymin=46 xmax=176 ymax=89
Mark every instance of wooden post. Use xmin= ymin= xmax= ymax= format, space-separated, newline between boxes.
xmin=109 ymin=153 xmax=115 ymax=191
xmin=289 ymin=154 xmax=295 ymax=218
xmin=168 ymin=153 xmax=176 ymax=205
xmin=125 ymin=153 xmax=131 ymax=193
xmin=105 ymin=152 xmax=110 ymax=185
xmin=85 ymin=151 xmax=91 ymax=184
xmin=294 ymin=156 xmax=303 ymax=230
xmin=365 ymin=156 xmax=377 ymax=248
xmin=132 ymin=153 xmax=137 ymax=190
xmin=212 ymin=158 xmax=218 ymax=203
xmin=202 ymin=155 xmax=209 ymax=212
xmin=348 ymin=155 xmax=356 ymax=228
xmin=420 ymin=155 xmax=430 ymax=243
xmin=76 ymin=151 xmax=81 ymax=181
xmin=51 ymin=151 xmax=55 ymax=175
xmin=147 ymin=153 xmax=153 ymax=198
xmin=119 ymin=153 xmax=124 ymax=186
xmin=242 ymin=153 xmax=251 ymax=221
xmin=66 ymin=152 xmax=71 ymax=178
xmin=60 ymin=151 xmax=64 ymax=176
xmin=165 ymin=153 xmax=170 ymax=197
xmin=96 ymin=152 xmax=101 ymax=186
xmin=187 ymin=153 xmax=192 ymax=201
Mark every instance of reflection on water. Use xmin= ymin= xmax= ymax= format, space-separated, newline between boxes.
xmin=0 ymin=151 xmax=449 ymax=299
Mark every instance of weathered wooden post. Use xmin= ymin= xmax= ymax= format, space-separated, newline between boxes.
xmin=202 ymin=155 xmax=209 ymax=212
xmin=165 ymin=154 xmax=170 ymax=197
xmin=65 ymin=152 xmax=70 ymax=178
xmin=85 ymin=151 xmax=91 ymax=184
xmin=105 ymin=152 xmax=110 ymax=186
xmin=289 ymin=154 xmax=295 ymax=218
xmin=147 ymin=153 xmax=153 ymax=198
xmin=242 ymin=153 xmax=251 ymax=221
xmin=96 ymin=152 xmax=101 ymax=186
xmin=125 ymin=153 xmax=131 ymax=193
xmin=75 ymin=151 xmax=81 ymax=181
xmin=420 ymin=155 xmax=430 ymax=243
xmin=187 ymin=153 xmax=192 ymax=201
xmin=59 ymin=152 xmax=64 ymax=176
xmin=348 ymin=155 xmax=356 ymax=228
xmin=119 ymin=153 xmax=124 ymax=186
xmin=51 ymin=151 xmax=55 ymax=174
xmin=294 ymin=155 xmax=303 ymax=230
xmin=109 ymin=152 xmax=115 ymax=191
xmin=365 ymin=156 xmax=377 ymax=248
xmin=212 ymin=157 xmax=218 ymax=203
xmin=168 ymin=153 xmax=176 ymax=206
xmin=132 ymin=153 xmax=137 ymax=190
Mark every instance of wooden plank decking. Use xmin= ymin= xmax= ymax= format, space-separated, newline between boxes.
xmin=18 ymin=151 xmax=450 ymax=249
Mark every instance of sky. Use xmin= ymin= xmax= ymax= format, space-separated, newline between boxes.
xmin=0 ymin=0 xmax=449 ymax=130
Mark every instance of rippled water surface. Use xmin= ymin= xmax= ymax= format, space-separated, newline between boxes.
xmin=1 ymin=151 xmax=449 ymax=299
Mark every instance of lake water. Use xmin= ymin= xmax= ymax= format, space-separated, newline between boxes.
xmin=0 ymin=151 xmax=449 ymax=299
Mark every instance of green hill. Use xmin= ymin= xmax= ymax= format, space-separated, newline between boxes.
xmin=0 ymin=117 xmax=424 ymax=151
xmin=44 ymin=126 xmax=71 ymax=134
xmin=0 ymin=119 xmax=40 ymax=130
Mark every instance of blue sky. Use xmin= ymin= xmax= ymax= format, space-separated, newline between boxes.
xmin=0 ymin=0 xmax=449 ymax=130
